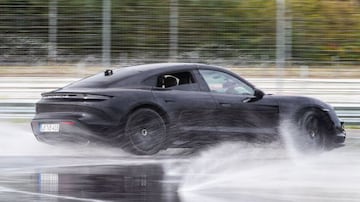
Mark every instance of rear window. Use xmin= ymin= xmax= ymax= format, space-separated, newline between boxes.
xmin=157 ymin=72 xmax=195 ymax=88
xmin=64 ymin=68 xmax=139 ymax=88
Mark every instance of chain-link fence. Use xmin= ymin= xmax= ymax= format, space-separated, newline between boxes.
xmin=0 ymin=0 xmax=360 ymax=67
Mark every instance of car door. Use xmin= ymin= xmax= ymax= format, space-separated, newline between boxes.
xmin=151 ymin=70 xmax=218 ymax=143
xmin=198 ymin=69 xmax=279 ymax=139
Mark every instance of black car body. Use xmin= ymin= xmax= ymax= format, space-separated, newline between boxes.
xmin=31 ymin=63 xmax=346 ymax=154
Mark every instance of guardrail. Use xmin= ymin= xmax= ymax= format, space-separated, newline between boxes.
xmin=0 ymin=77 xmax=359 ymax=125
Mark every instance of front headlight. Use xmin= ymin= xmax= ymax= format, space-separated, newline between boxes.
xmin=321 ymin=108 xmax=331 ymax=112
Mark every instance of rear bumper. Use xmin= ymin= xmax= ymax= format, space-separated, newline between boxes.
xmin=31 ymin=119 xmax=102 ymax=145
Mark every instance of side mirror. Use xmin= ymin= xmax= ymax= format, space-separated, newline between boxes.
xmin=242 ymin=89 xmax=265 ymax=103
xmin=254 ymin=88 xmax=264 ymax=99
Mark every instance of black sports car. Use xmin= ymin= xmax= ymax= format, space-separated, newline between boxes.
xmin=31 ymin=63 xmax=346 ymax=155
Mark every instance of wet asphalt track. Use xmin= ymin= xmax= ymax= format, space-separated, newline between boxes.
xmin=0 ymin=123 xmax=359 ymax=202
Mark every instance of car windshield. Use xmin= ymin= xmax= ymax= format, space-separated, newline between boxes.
xmin=199 ymin=70 xmax=255 ymax=95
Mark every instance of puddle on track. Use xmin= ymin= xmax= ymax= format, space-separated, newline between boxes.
xmin=178 ymin=128 xmax=360 ymax=202
xmin=0 ymin=122 xmax=359 ymax=201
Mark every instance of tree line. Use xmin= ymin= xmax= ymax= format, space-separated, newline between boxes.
xmin=0 ymin=0 xmax=359 ymax=64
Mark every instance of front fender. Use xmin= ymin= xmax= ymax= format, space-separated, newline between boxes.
xmin=275 ymin=95 xmax=346 ymax=144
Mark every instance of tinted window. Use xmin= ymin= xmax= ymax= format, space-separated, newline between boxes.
xmin=199 ymin=70 xmax=254 ymax=95
xmin=156 ymin=71 xmax=199 ymax=91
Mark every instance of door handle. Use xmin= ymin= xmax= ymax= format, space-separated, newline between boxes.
xmin=220 ymin=103 xmax=231 ymax=107
xmin=164 ymin=99 xmax=175 ymax=103
xmin=242 ymin=96 xmax=256 ymax=103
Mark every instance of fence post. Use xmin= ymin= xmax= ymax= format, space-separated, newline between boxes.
xmin=48 ymin=0 xmax=57 ymax=62
xmin=276 ymin=0 xmax=286 ymax=91
xmin=102 ymin=0 xmax=111 ymax=68
xmin=169 ymin=0 xmax=179 ymax=62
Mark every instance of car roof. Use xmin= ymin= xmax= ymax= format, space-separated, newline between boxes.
xmin=63 ymin=63 xmax=231 ymax=89
xmin=120 ymin=63 xmax=222 ymax=73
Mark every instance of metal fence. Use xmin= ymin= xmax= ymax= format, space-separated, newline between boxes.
xmin=0 ymin=77 xmax=359 ymax=125
xmin=1 ymin=0 xmax=360 ymax=67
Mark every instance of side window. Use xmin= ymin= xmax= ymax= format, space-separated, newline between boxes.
xmin=199 ymin=70 xmax=255 ymax=95
xmin=156 ymin=71 xmax=199 ymax=91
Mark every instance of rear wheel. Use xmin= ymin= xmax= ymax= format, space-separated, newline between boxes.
xmin=295 ymin=110 xmax=328 ymax=152
xmin=123 ymin=108 xmax=166 ymax=155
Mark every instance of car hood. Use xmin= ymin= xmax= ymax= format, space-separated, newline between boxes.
xmin=266 ymin=94 xmax=333 ymax=110
xmin=264 ymin=94 xmax=341 ymax=126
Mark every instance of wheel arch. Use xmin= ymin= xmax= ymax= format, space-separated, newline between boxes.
xmin=294 ymin=106 xmax=334 ymax=132
xmin=113 ymin=102 xmax=170 ymax=141
xmin=126 ymin=103 xmax=170 ymax=126
xmin=121 ymin=104 xmax=169 ymax=155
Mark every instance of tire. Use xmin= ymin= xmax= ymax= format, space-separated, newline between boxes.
xmin=123 ymin=108 xmax=167 ymax=155
xmin=294 ymin=110 xmax=328 ymax=152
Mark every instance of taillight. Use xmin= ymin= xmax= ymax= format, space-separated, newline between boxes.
xmin=61 ymin=121 xmax=76 ymax=125
xmin=42 ymin=93 xmax=111 ymax=101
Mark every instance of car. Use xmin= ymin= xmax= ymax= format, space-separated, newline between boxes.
xmin=31 ymin=63 xmax=346 ymax=155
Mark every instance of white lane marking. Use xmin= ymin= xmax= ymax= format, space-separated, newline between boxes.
xmin=0 ymin=186 xmax=107 ymax=202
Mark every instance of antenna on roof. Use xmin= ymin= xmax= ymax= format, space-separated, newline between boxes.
xmin=104 ymin=69 xmax=113 ymax=76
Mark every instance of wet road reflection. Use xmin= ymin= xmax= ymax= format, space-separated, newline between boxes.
xmin=0 ymin=129 xmax=359 ymax=202
xmin=0 ymin=159 xmax=182 ymax=202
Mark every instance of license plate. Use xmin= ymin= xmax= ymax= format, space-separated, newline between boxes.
xmin=40 ymin=123 xmax=60 ymax=133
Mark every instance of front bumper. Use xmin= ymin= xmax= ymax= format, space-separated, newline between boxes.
xmin=333 ymin=122 xmax=346 ymax=144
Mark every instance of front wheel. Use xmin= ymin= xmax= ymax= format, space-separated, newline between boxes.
xmin=294 ymin=110 xmax=329 ymax=152
xmin=123 ymin=108 xmax=167 ymax=155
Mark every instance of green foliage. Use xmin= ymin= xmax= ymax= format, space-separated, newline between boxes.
xmin=290 ymin=0 xmax=360 ymax=62
xmin=0 ymin=0 xmax=359 ymax=63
